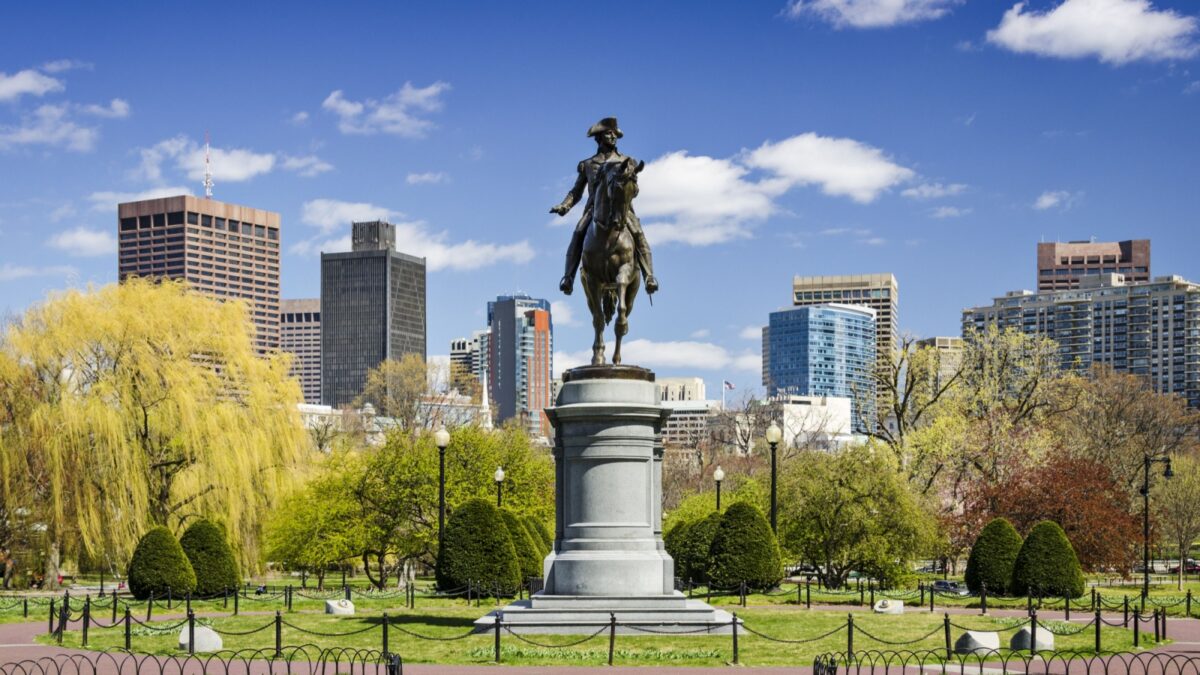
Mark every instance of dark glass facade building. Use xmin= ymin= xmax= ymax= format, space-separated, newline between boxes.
xmin=487 ymin=295 xmax=553 ymax=439
xmin=320 ymin=221 xmax=426 ymax=408
xmin=763 ymin=303 xmax=877 ymax=433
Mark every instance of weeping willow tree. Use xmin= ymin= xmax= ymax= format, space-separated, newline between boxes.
xmin=0 ymin=278 xmax=309 ymax=575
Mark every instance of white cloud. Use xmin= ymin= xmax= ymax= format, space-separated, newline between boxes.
xmin=550 ymin=300 xmax=577 ymax=326
xmin=322 ymin=81 xmax=451 ymax=138
xmin=902 ymin=182 xmax=968 ymax=199
xmin=1033 ymin=189 xmax=1082 ymax=210
xmin=0 ymin=104 xmax=97 ymax=152
xmin=931 ymin=205 xmax=972 ymax=218
xmin=407 ymin=171 xmax=448 ymax=185
xmin=785 ymin=0 xmax=963 ymax=28
xmin=136 ymin=135 xmax=328 ymax=183
xmin=281 ymin=154 xmax=333 ymax=177
xmin=859 ymin=236 xmax=888 ymax=245
xmin=740 ymin=325 xmax=764 ymax=340
xmin=987 ymin=0 xmax=1199 ymax=65
xmin=744 ymin=133 xmax=915 ymax=203
xmin=290 ymin=111 xmax=309 ymax=125
xmin=49 ymin=203 xmax=76 ymax=222
xmin=1184 ymin=81 xmax=1200 ymax=94
xmin=293 ymin=198 xmax=535 ymax=272
xmin=820 ymin=227 xmax=872 ymax=236
xmin=555 ymin=339 xmax=763 ymax=378
xmin=80 ymin=99 xmax=130 ymax=118
xmin=690 ymin=328 xmax=711 ymax=339
xmin=88 ymin=186 xmax=192 ymax=212
xmin=0 ymin=69 xmax=64 ymax=102
xmin=0 ymin=263 xmax=77 ymax=282
xmin=47 ymin=227 xmax=116 ymax=257
xmin=40 ymin=60 xmax=92 ymax=74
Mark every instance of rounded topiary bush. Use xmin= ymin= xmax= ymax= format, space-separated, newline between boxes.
xmin=517 ymin=515 xmax=548 ymax=558
xmin=127 ymin=526 xmax=197 ymax=600
xmin=708 ymin=502 xmax=782 ymax=591
xmin=1010 ymin=520 xmax=1086 ymax=598
xmin=179 ymin=519 xmax=240 ymax=597
xmin=677 ymin=512 xmax=723 ymax=584
xmin=436 ymin=498 xmax=521 ymax=593
xmin=525 ymin=516 xmax=553 ymax=552
xmin=965 ymin=517 xmax=1023 ymax=596
xmin=664 ymin=520 xmax=690 ymax=567
xmin=501 ymin=510 xmax=543 ymax=582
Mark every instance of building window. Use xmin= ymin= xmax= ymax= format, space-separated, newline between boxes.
xmin=187 ymin=212 xmax=199 ymax=225
xmin=167 ymin=211 xmax=184 ymax=225
xmin=201 ymin=215 xmax=212 ymax=227
xmin=120 ymin=217 xmax=137 ymax=231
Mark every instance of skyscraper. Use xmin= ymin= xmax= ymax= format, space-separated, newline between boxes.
xmin=963 ymin=274 xmax=1200 ymax=408
xmin=792 ymin=273 xmax=897 ymax=362
xmin=321 ymin=220 xmax=427 ymax=408
xmin=763 ymin=303 xmax=877 ymax=433
xmin=1036 ymin=239 xmax=1150 ymax=291
xmin=487 ymin=294 xmax=553 ymax=439
xmin=117 ymin=195 xmax=281 ymax=351
xmin=281 ymin=298 xmax=321 ymax=404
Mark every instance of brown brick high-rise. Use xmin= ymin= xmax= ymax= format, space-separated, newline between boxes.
xmin=1036 ymin=239 xmax=1149 ymax=291
xmin=117 ymin=195 xmax=281 ymax=351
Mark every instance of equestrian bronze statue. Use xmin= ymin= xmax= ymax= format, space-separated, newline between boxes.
xmin=551 ymin=117 xmax=659 ymax=366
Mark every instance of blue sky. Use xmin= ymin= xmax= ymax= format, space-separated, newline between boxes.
xmin=2 ymin=0 xmax=1199 ymax=397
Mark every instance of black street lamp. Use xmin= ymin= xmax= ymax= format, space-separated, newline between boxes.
xmin=1141 ymin=454 xmax=1173 ymax=599
xmin=714 ymin=465 xmax=725 ymax=511
xmin=494 ymin=466 xmax=506 ymax=508
xmin=765 ymin=421 xmax=783 ymax=534
xmin=435 ymin=426 xmax=451 ymax=549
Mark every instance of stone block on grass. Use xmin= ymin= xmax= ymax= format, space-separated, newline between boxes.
xmin=954 ymin=630 xmax=1001 ymax=655
xmin=325 ymin=599 xmax=355 ymax=615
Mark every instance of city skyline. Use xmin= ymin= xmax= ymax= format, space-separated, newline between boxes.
xmin=3 ymin=2 xmax=1200 ymax=397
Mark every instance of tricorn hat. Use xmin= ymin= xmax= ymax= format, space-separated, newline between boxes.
xmin=587 ymin=117 xmax=623 ymax=139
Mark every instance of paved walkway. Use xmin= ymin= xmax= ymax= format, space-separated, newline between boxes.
xmin=2 ymin=605 xmax=1198 ymax=673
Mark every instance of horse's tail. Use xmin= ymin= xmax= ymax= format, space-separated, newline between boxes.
xmin=602 ymin=287 xmax=617 ymax=325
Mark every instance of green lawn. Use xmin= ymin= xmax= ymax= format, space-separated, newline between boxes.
xmin=43 ymin=605 xmax=1145 ymax=668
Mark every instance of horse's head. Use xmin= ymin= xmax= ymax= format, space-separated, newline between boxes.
xmin=597 ymin=158 xmax=644 ymax=229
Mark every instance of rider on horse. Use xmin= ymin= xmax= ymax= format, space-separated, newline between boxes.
xmin=550 ymin=117 xmax=659 ymax=298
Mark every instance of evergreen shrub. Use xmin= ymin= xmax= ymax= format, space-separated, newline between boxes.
xmin=127 ymin=526 xmax=197 ymax=600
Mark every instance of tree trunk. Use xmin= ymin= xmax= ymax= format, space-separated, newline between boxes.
xmin=44 ymin=541 xmax=61 ymax=591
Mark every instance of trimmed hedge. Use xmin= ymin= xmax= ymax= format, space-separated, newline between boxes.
xmin=708 ymin=502 xmax=782 ymax=591
xmin=664 ymin=520 xmax=689 ymax=567
xmin=501 ymin=510 xmax=543 ymax=581
xmin=965 ymin=517 xmax=1023 ymax=596
xmin=676 ymin=512 xmax=723 ymax=584
xmin=519 ymin=515 xmax=548 ymax=558
xmin=526 ymin=516 xmax=553 ymax=553
xmin=1010 ymin=520 xmax=1086 ymax=598
xmin=436 ymin=498 xmax=521 ymax=593
xmin=179 ymin=519 xmax=240 ymax=596
xmin=127 ymin=526 xmax=197 ymax=600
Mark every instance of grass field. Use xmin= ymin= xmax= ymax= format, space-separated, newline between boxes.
xmin=41 ymin=604 xmax=1147 ymax=668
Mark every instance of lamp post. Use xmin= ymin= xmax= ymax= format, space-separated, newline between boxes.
xmin=494 ymin=466 xmax=506 ymax=508
xmin=435 ymin=426 xmax=451 ymax=550
xmin=714 ymin=465 xmax=725 ymax=511
xmin=765 ymin=421 xmax=783 ymax=534
xmin=1141 ymin=454 xmax=1173 ymax=599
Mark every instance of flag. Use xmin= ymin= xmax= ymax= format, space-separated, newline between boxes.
xmin=723 ymin=380 xmax=735 ymax=391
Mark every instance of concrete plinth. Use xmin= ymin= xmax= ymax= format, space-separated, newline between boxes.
xmin=476 ymin=366 xmax=729 ymax=634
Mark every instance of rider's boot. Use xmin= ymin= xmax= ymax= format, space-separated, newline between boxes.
xmin=633 ymin=230 xmax=658 ymax=294
xmin=560 ymin=226 xmax=585 ymax=294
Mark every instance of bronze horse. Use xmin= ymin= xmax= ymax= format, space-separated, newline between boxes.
xmin=581 ymin=157 xmax=645 ymax=365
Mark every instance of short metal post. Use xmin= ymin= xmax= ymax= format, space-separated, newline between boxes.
xmin=82 ymin=599 xmax=90 ymax=647
xmin=57 ymin=602 xmax=67 ymax=644
xmin=112 ymin=590 xmax=118 ymax=622
xmin=234 ymin=587 xmax=239 ymax=615
xmin=741 ymin=581 xmax=747 ymax=608
xmin=274 ymin=610 xmax=282 ymax=657
xmin=943 ymin=613 xmax=951 ymax=660
xmin=930 ymin=585 xmax=935 ymax=612
xmin=847 ymin=613 xmax=854 ymax=658
xmin=167 ymin=586 xmax=172 ymax=610
xmin=186 ymin=591 xmax=191 ymax=614
xmin=730 ymin=612 xmax=739 ymax=664
xmin=1030 ymin=609 xmax=1038 ymax=654
xmin=124 ymin=608 xmax=131 ymax=650
xmin=1095 ymin=607 xmax=1101 ymax=653
xmin=806 ymin=580 xmax=812 ymax=609
xmin=1124 ymin=596 xmax=1130 ymax=627
xmin=1154 ymin=608 xmax=1161 ymax=642
xmin=24 ymin=597 xmax=28 ymax=618
xmin=981 ymin=583 xmax=988 ymax=615
xmin=344 ymin=584 xmax=351 ymax=601
xmin=48 ymin=599 xmax=55 ymax=634
xmin=1027 ymin=593 xmax=1033 ymax=615
xmin=608 ymin=613 xmax=616 ymax=666
xmin=494 ymin=611 xmax=502 ymax=663
xmin=870 ymin=584 xmax=875 ymax=608
xmin=920 ymin=582 xmax=925 ymax=607
xmin=1065 ymin=594 xmax=1071 ymax=621
xmin=859 ymin=586 xmax=864 ymax=606
xmin=187 ymin=610 xmax=195 ymax=655
xmin=382 ymin=613 xmax=389 ymax=655
xmin=1190 ymin=590 xmax=1194 ymax=618
xmin=1134 ymin=609 xmax=1140 ymax=648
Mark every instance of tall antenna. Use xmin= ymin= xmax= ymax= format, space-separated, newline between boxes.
xmin=203 ymin=131 xmax=214 ymax=199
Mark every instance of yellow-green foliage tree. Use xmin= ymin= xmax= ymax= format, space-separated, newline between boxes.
xmin=0 ymin=279 xmax=309 ymax=573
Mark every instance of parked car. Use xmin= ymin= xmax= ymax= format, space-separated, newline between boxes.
xmin=1170 ymin=560 xmax=1200 ymax=574
xmin=931 ymin=580 xmax=970 ymax=596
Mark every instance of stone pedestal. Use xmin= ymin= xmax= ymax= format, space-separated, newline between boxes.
xmin=476 ymin=366 xmax=733 ymax=634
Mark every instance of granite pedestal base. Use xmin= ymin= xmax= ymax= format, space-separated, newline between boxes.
xmin=472 ymin=366 xmax=729 ymax=634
